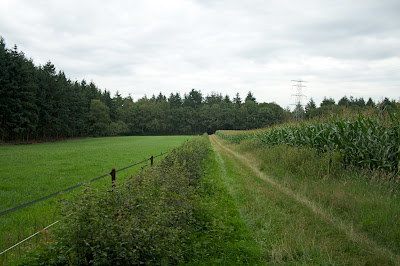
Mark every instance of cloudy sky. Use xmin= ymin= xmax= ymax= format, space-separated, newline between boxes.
xmin=1 ymin=0 xmax=399 ymax=108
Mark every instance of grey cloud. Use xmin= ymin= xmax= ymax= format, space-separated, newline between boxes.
xmin=1 ymin=0 xmax=399 ymax=108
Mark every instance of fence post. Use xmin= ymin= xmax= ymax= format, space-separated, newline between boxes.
xmin=150 ymin=156 xmax=154 ymax=166
xmin=110 ymin=168 xmax=116 ymax=187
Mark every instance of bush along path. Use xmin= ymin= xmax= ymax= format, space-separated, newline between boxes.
xmin=20 ymin=134 xmax=262 ymax=265
xmin=210 ymin=134 xmax=400 ymax=265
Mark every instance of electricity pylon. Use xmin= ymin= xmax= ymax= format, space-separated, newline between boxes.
xmin=291 ymin=80 xmax=307 ymax=121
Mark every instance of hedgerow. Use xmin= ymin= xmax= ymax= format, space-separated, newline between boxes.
xmin=21 ymin=134 xmax=260 ymax=265
xmin=22 ymin=135 xmax=210 ymax=265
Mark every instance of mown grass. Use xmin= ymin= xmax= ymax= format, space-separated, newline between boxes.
xmin=0 ymin=135 xmax=192 ymax=264
xmin=213 ymin=136 xmax=400 ymax=264
xmin=186 ymin=140 xmax=262 ymax=264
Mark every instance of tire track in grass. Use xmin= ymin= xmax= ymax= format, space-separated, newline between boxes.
xmin=210 ymin=134 xmax=400 ymax=264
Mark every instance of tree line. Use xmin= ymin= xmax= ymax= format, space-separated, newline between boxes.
xmin=1 ymin=36 xmax=397 ymax=142
xmin=301 ymin=95 xmax=398 ymax=120
xmin=0 ymin=37 xmax=289 ymax=141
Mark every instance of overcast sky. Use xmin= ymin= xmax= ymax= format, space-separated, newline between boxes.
xmin=1 ymin=0 xmax=399 ymax=108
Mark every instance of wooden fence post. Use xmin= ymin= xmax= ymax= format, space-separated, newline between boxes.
xmin=110 ymin=168 xmax=116 ymax=187
xmin=150 ymin=156 xmax=154 ymax=166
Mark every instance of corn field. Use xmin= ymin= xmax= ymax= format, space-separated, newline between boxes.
xmin=216 ymin=109 xmax=400 ymax=173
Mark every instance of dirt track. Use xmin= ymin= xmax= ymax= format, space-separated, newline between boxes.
xmin=209 ymin=134 xmax=400 ymax=264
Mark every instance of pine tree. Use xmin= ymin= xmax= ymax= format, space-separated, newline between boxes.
xmin=245 ymin=91 xmax=256 ymax=102
xmin=233 ymin=93 xmax=241 ymax=108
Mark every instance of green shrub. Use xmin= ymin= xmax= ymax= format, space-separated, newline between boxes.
xmin=22 ymin=135 xmax=210 ymax=265
xmin=21 ymin=134 xmax=261 ymax=265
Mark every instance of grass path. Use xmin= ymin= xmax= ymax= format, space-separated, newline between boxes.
xmin=210 ymin=134 xmax=400 ymax=265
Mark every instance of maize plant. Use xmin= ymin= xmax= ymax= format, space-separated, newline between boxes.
xmin=216 ymin=108 xmax=400 ymax=173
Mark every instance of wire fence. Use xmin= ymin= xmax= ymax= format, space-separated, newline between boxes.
xmin=0 ymin=152 xmax=168 ymax=257
xmin=0 ymin=152 xmax=167 ymax=218
xmin=0 ymin=221 xmax=61 ymax=256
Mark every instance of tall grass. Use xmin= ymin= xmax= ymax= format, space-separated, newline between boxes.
xmin=217 ymin=108 xmax=400 ymax=174
xmin=220 ymin=137 xmax=400 ymax=264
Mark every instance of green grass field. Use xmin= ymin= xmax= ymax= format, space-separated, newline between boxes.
xmin=4 ymin=133 xmax=400 ymax=264
xmin=0 ymin=135 xmax=192 ymax=263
